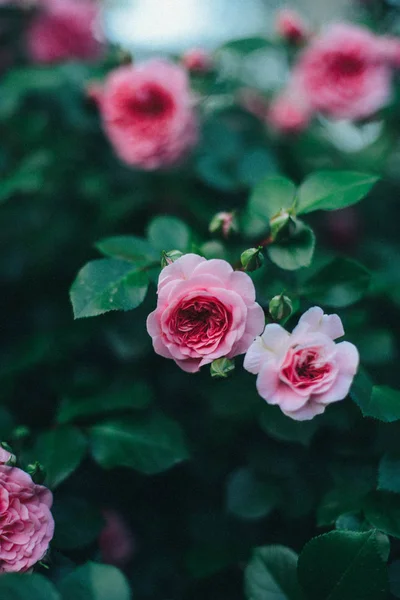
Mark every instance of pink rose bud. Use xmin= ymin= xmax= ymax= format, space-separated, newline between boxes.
xmin=0 ymin=446 xmax=14 ymax=465
xmin=276 ymin=9 xmax=309 ymax=44
xmin=99 ymin=60 xmax=199 ymax=170
xmin=147 ymin=254 xmax=265 ymax=373
xmin=290 ymin=24 xmax=391 ymax=120
xmin=244 ymin=306 xmax=359 ymax=421
xmin=267 ymin=91 xmax=311 ymax=134
xmin=0 ymin=465 xmax=54 ymax=572
xmin=99 ymin=510 xmax=134 ymax=568
xmin=209 ymin=212 xmax=237 ymax=238
xmin=27 ymin=0 xmax=102 ymax=64
xmin=182 ymin=48 xmax=213 ymax=73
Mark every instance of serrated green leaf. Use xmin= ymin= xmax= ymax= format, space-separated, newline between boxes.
xmin=70 ymin=259 xmax=148 ymax=319
xmin=245 ymin=545 xmax=305 ymax=600
xmin=226 ymin=468 xmax=280 ymax=520
xmin=267 ymin=220 xmax=315 ymax=271
xmin=352 ymin=379 xmax=400 ymax=422
xmin=364 ymin=492 xmax=400 ymax=538
xmin=297 ymin=171 xmax=379 ymax=214
xmin=96 ymin=235 xmax=159 ymax=265
xmin=302 ymin=258 xmax=371 ymax=307
xmin=147 ymin=216 xmax=190 ymax=252
xmin=249 ymin=175 xmax=296 ymax=220
xmin=33 ymin=426 xmax=87 ymax=489
xmin=298 ymin=530 xmax=388 ymax=600
xmin=59 ymin=562 xmax=131 ymax=600
xmin=89 ymin=413 xmax=190 ymax=474
xmin=0 ymin=574 xmax=60 ymax=600
xmin=259 ymin=404 xmax=319 ymax=446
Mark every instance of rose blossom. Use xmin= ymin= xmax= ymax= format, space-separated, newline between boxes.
xmin=99 ymin=509 xmax=134 ymax=567
xmin=377 ymin=36 xmax=400 ymax=69
xmin=27 ymin=0 xmax=101 ymax=64
xmin=147 ymin=254 xmax=265 ymax=373
xmin=0 ymin=447 xmax=14 ymax=465
xmin=290 ymin=24 xmax=391 ymax=120
xmin=97 ymin=60 xmax=198 ymax=170
xmin=267 ymin=90 xmax=311 ymax=134
xmin=182 ymin=48 xmax=213 ymax=73
xmin=276 ymin=9 xmax=309 ymax=44
xmin=0 ymin=465 xmax=54 ymax=572
xmin=244 ymin=306 xmax=359 ymax=421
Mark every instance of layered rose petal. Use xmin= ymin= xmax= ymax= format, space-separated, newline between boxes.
xmin=0 ymin=466 xmax=54 ymax=572
xmin=99 ymin=60 xmax=198 ymax=170
xmin=147 ymin=254 xmax=265 ymax=372
xmin=244 ymin=306 xmax=359 ymax=420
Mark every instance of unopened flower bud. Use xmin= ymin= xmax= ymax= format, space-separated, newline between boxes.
xmin=210 ymin=357 xmax=235 ymax=379
xmin=240 ymin=247 xmax=264 ymax=272
xmin=269 ymin=210 xmax=294 ymax=241
xmin=182 ymin=48 xmax=214 ymax=73
xmin=276 ymin=9 xmax=309 ymax=44
xmin=209 ymin=211 xmax=237 ymax=238
xmin=269 ymin=294 xmax=293 ymax=322
xmin=161 ymin=250 xmax=184 ymax=268
xmin=26 ymin=462 xmax=46 ymax=485
xmin=12 ymin=425 xmax=30 ymax=441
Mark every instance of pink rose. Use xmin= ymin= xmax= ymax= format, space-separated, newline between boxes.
xmin=377 ymin=36 xmax=400 ymax=68
xmin=276 ymin=9 xmax=309 ymax=44
xmin=0 ymin=447 xmax=14 ymax=465
xmin=0 ymin=466 xmax=54 ymax=572
xmin=27 ymin=0 xmax=101 ymax=64
xmin=97 ymin=60 xmax=198 ymax=171
xmin=267 ymin=90 xmax=311 ymax=134
xmin=147 ymin=254 xmax=265 ymax=373
xmin=99 ymin=510 xmax=134 ymax=568
xmin=290 ymin=24 xmax=391 ymax=120
xmin=182 ymin=48 xmax=213 ymax=73
xmin=244 ymin=306 xmax=359 ymax=421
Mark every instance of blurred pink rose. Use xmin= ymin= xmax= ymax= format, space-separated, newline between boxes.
xmin=182 ymin=48 xmax=213 ymax=73
xmin=27 ymin=0 xmax=101 ymax=64
xmin=238 ymin=88 xmax=268 ymax=120
xmin=147 ymin=254 xmax=265 ymax=373
xmin=98 ymin=60 xmax=198 ymax=170
xmin=244 ymin=306 xmax=359 ymax=421
xmin=267 ymin=91 xmax=311 ymax=134
xmin=377 ymin=36 xmax=400 ymax=68
xmin=99 ymin=510 xmax=134 ymax=568
xmin=0 ymin=465 xmax=54 ymax=572
xmin=291 ymin=24 xmax=391 ymax=120
xmin=276 ymin=9 xmax=309 ymax=44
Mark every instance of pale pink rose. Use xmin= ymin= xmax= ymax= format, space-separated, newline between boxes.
xmin=182 ymin=48 xmax=213 ymax=73
xmin=0 ymin=465 xmax=54 ymax=572
xmin=99 ymin=510 xmax=134 ymax=568
xmin=97 ymin=60 xmax=198 ymax=170
xmin=147 ymin=254 xmax=265 ymax=373
xmin=276 ymin=9 xmax=309 ymax=44
xmin=291 ymin=24 xmax=391 ymax=120
xmin=244 ymin=306 xmax=359 ymax=421
xmin=267 ymin=91 xmax=311 ymax=134
xmin=377 ymin=37 xmax=400 ymax=68
xmin=27 ymin=0 xmax=101 ymax=64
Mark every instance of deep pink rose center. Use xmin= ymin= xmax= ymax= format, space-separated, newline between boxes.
xmin=281 ymin=347 xmax=332 ymax=390
xmin=128 ymin=83 xmax=174 ymax=118
xmin=169 ymin=295 xmax=231 ymax=350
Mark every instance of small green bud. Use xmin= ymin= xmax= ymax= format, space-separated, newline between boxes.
xmin=269 ymin=210 xmax=295 ymax=241
xmin=26 ymin=462 xmax=46 ymax=485
xmin=161 ymin=250 xmax=184 ymax=268
xmin=210 ymin=357 xmax=235 ymax=379
xmin=240 ymin=247 xmax=264 ymax=272
xmin=12 ymin=425 xmax=30 ymax=440
xmin=209 ymin=211 xmax=237 ymax=238
xmin=269 ymin=294 xmax=293 ymax=322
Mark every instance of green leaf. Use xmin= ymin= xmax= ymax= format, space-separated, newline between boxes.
xmin=364 ymin=492 xmax=400 ymax=539
xmin=297 ymin=171 xmax=379 ymax=214
xmin=89 ymin=413 xmax=190 ymax=474
xmin=302 ymin=258 xmax=371 ymax=308
xmin=267 ymin=220 xmax=315 ymax=271
xmin=226 ymin=468 xmax=280 ymax=520
xmin=59 ymin=562 xmax=131 ymax=600
xmin=147 ymin=216 xmax=190 ymax=252
xmin=57 ymin=381 xmax=152 ymax=424
xmin=33 ymin=426 xmax=87 ymax=489
xmin=0 ymin=151 xmax=51 ymax=204
xmin=249 ymin=176 xmax=296 ymax=221
xmin=298 ymin=530 xmax=389 ymax=600
xmin=52 ymin=496 xmax=103 ymax=550
xmin=352 ymin=379 xmax=400 ymax=422
xmin=378 ymin=454 xmax=400 ymax=493
xmin=259 ymin=404 xmax=319 ymax=446
xmin=0 ymin=574 xmax=60 ymax=600
xmin=96 ymin=235 xmax=159 ymax=265
xmin=389 ymin=560 xmax=400 ymax=598
xmin=245 ymin=545 xmax=305 ymax=600
xmin=70 ymin=259 xmax=148 ymax=319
